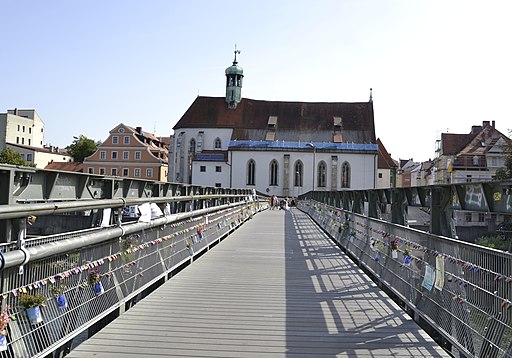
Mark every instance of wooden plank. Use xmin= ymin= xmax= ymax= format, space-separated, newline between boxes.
xmin=67 ymin=209 xmax=451 ymax=358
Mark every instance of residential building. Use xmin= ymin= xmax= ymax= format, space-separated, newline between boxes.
xmin=376 ymin=138 xmax=398 ymax=188
xmin=169 ymin=51 xmax=378 ymax=195
xmin=433 ymin=121 xmax=512 ymax=184
xmin=84 ymin=124 xmax=170 ymax=181
xmin=396 ymin=158 xmax=435 ymax=188
xmin=6 ymin=143 xmax=73 ymax=168
xmin=0 ymin=109 xmax=45 ymax=150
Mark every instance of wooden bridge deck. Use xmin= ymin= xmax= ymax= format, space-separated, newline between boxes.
xmin=68 ymin=208 xmax=450 ymax=358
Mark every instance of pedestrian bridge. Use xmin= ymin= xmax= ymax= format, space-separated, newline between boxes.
xmin=68 ymin=208 xmax=449 ymax=358
xmin=0 ymin=165 xmax=511 ymax=358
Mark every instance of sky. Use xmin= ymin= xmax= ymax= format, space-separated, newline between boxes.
xmin=1 ymin=0 xmax=511 ymax=162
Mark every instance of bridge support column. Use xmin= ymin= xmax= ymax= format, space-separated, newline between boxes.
xmin=430 ymin=187 xmax=454 ymax=237
xmin=368 ymin=191 xmax=379 ymax=219
xmin=391 ymin=189 xmax=406 ymax=225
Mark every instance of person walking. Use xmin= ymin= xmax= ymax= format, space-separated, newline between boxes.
xmin=271 ymin=195 xmax=278 ymax=210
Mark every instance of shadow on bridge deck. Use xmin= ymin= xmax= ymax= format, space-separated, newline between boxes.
xmin=67 ymin=208 xmax=450 ymax=358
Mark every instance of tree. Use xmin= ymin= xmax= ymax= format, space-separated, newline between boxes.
xmin=67 ymin=135 xmax=101 ymax=162
xmin=0 ymin=148 xmax=36 ymax=167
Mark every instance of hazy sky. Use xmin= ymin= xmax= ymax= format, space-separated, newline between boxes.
xmin=1 ymin=0 xmax=511 ymax=162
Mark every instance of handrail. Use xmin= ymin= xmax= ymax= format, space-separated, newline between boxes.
xmin=0 ymin=194 xmax=249 ymax=220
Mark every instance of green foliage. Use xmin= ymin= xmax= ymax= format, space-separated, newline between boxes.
xmin=475 ymin=235 xmax=510 ymax=251
xmin=49 ymin=282 xmax=67 ymax=297
xmin=0 ymin=148 xmax=36 ymax=167
xmin=67 ymin=135 xmax=100 ymax=162
xmin=19 ymin=293 xmax=46 ymax=308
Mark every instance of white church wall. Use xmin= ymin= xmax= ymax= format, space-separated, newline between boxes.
xmin=230 ymin=150 xmax=377 ymax=196
xmin=169 ymin=128 xmax=233 ymax=183
xmin=197 ymin=128 xmax=233 ymax=151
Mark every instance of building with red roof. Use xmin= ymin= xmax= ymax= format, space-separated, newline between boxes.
xmin=169 ymin=50 xmax=378 ymax=195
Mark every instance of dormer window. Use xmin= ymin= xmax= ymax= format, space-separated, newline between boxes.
xmin=333 ymin=116 xmax=343 ymax=143
xmin=333 ymin=116 xmax=342 ymax=130
xmin=266 ymin=116 xmax=277 ymax=141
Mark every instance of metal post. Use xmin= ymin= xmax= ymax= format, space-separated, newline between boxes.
xmin=307 ymin=142 xmax=316 ymax=192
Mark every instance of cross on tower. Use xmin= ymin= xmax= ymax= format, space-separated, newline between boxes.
xmin=233 ymin=44 xmax=241 ymax=64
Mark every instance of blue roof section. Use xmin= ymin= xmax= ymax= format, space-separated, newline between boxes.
xmin=195 ymin=153 xmax=226 ymax=161
xmin=228 ymin=140 xmax=378 ymax=152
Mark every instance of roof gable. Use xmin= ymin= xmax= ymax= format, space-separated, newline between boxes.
xmin=442 ymin=123 xmax=512 ymax=156
xmin=376 ymin=138 xmax=397 ymax=169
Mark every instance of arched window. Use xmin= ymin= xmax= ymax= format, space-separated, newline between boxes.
xmin=214 ymin=137 xmax=222 ymax=149
xmin=341 ymin=161 xmax=351 ymax=188
xmin=247 ymin=159 xmax=256 ymax=185
xmin=294 ymin=160 xmax=303 ymax=187
xmin=318 ymin=161 xmax=327 ymax=187
xmin=189 ymin=139 xmax=196 ymax=154
xmin=269 ymin=160 xmax=279 ymax=186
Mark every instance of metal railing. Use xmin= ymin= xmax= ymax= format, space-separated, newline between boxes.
xmin=300 ymin=199 xmax=512 ymax=358
xmin=0 ymin=191 xmax=267 ymax=357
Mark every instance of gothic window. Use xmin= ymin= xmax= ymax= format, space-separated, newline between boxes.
xmin=269 ymin=160 xmax=278 ymax=186
xmin=294 ymin=160 xmax=303 ymax=187
xmin=188 ymin=138 xmax=196 ymax=184
xmin=214 ymin=137 xmax=222 ymax=149
xmin=189 ymin=139 xmax=196 ymax=154
xmin=247 ymin=159 xmax=256 ymax=185
xmin=341 ymin=162 xmax=351 ymax=188
xmin=318 ymin=161 xmax=327 ymax=187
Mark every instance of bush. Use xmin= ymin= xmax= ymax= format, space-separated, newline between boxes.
xmin=475 ymin=235 xmax=510 ymax=251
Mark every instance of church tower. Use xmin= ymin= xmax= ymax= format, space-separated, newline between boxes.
xmin=225 ymin=46 xmax=243 ymax=109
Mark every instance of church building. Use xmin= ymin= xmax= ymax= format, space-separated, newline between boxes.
xmin=169 ymin=50 xmax=378 ymax=196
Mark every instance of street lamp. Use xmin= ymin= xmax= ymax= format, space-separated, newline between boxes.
xmin=306 ymin=142 xmax=316 ymax=192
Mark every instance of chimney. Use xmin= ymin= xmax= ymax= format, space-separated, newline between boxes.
xmin=492 ymin=120 xmax=495 ymax=128
xmin=14 ymin=108 xmax=19 ymax=115
xmin=136 ymin=127 xmax=142 ymax=134
xmin=483 ymin=121 xmax=490 ymax=127
xmin=471 ymin=125 xmax=482 ymax=134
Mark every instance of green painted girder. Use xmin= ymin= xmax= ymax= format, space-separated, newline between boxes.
xmin=0 ymin=164 xmax=252 ymax=205
xmin=302 ymin=180 xmax=512 ymax=215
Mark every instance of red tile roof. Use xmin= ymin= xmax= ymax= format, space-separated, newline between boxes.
xmin=45 ymin=161 xmax=83 ymax=172
xmin=174 ymin=97 xmax=376 ymax=144
xmin=441 ymin=133 xmax=475 ymax=155
xmin=441 ymin=123 xmax=512 ymax=156
xmin=376 ymin=138 xmax=398 ymax=169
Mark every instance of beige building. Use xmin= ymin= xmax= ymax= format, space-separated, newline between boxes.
xmin=376 ymin=138 xmax=397 ymax=188
xmin=6 ymin=143 xmax=73 ymax=168
xmin=0 ymin=109 xmax=45 ymax=150
xmin=84 ymin=123 xmax=170 ymax=181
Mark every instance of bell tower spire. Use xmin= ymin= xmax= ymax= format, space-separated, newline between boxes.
xmin=225 ymin=45 xmax=244 ymax=109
